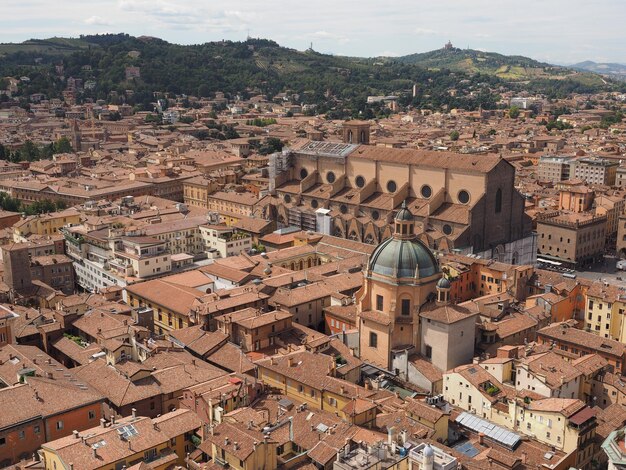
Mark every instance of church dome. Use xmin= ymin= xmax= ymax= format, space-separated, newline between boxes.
xmin=436 ymin=277 xmax=451 ymax=289
xmin=368 ymin=236 xmax=439 ymax=280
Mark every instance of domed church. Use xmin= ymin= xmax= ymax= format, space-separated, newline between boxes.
xmin=356 ymin=202 xmax=476 ymax=373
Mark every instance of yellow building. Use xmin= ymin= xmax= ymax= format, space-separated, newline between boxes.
xmin=585 ymin=281 xmax=626 ymax=341
xmin=40 ymin=409 xmax=201 ymax=470
xmin=126 ymin=278 xmax=204 ymax=334
xmin=207 ymin=191 xmax=262 ymax=218
xmin=183 ymin=176 xmax=220 ymax=209
xmin=255 ymin=351 xmax=378 ymax=426
xmin=13 ymin=208 xmax=81 ymax=241
xmin=200 ymin=421 xmax=277 ymax=470
xmin=445 ymin=365 xmax=596 ymax=470
xmin=403 ymin=397 xmax=448 ymax=442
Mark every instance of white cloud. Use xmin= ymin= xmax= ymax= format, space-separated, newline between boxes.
xmin=84 ymin=16 xmax=110 ymax=25
xmin=2 ymin=0 xmax=626 ymax=62
xmin=414 ymin=28 xmax=437 ymax=36
xmin=376 ymin=51 xmax=401 ymax=57
xmin=308 ymin=31 xmax=350 ymax=44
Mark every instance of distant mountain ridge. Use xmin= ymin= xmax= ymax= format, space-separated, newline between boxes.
xmin=569 ymin=60 xmax=626 ymax=80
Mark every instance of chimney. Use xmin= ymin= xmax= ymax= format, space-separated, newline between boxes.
xmin=131 ymin=408 xmax=136 ymax=419
xmin=69 ymin=464 xmax=74 ymax=470
xmin=192 ymin=359 xmax=196 ymax=366
xmin=73 ymin=430 xmax=79 ymax=439
xmin=340 ymin=385 xmax=345 ymax=395
xmin=153 ymin=422 xmax=159 ymax=431
xmin=233 ymin=442 xmax=239 ymax=451
xmin=224 ymin=437 xmax=230 ymax=446
xmin=478 ymin=432 xmax=485 ymax=445
xmin=521 ymin=451 xmax=527 ymax=464
xmin=92 ymin=448 xmax=98 ymax=459
xmin=271 ymin=357 xmax=276 ymax=365
xmin=46 ymin=372 xmax=53 ymax=379
xmin=100 ymin=418 xmax=106 ymax=428
xmin=288 ymin=357 xmax=294 ymax=367
xmin=111 ymin=415 xmax=116 ymax=425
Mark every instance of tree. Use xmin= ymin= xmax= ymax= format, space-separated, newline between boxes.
xmin=53 ymin=137 xmax=73 ymax=155
xmin=449 ymin=130 xmax=460 ymax=141
xmin=108 ymin=111 xmax=122 ymax=121
xmin=20 ymin=140 xmax=40 ymax=162
xmin=258 ymin=137 xmax=284 ymax=155
xmin=508 ymin=106 xmax=520 ymax=119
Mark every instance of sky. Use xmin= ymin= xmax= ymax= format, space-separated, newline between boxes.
xmin=2 ymin=0 xmax=625 ymax=64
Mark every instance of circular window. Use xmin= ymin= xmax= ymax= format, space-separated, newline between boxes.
xmin=326 ymin=172 xmax=336 ymax=184
xmin=372 ymin=210 xmax=380 ymax=221
xmin=340 ymin=204 xmax=348 ymax=214
xmin=355 ymin=175 xmax=365 ymax=188
xmin=300 ymin=168 xmax=308 ymax=179
xmin=421 ymin=185 xmax=432 ymax=199
xmin=284 ymin=194 xmax=291 ymax=204
xmin=311 ymin=199 xmax=318 ymax=209
xmin=442 ymin=224 xmax=453 ymax=235
xmin=387 ymin=180 xmax=397 ymax=193
xmin=458 ymin=190 xmax=470 ymax=204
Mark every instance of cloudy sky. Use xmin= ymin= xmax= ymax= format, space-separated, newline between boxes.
xmin=2 ymin=0 xmax=625 ymax=64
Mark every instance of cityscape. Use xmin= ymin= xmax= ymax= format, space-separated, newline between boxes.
xmin=1 ymin=5 xmax=626 ymax=470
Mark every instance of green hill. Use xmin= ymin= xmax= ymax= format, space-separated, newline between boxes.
xmin=0 ymin=34 xmax=619 ymax=116
xmin=392 ymin=47 xmax=605 ymax=85
xmin=0 ymin=37 xmax=95 ymax=57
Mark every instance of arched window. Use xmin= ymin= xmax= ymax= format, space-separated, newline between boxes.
xmin=347 ymin=130 xmax=353 ymax=143
xmin=495 ymin=188 xmax=502 ymax=214
xmin=360 ymin=130 xmax=366 ymax=142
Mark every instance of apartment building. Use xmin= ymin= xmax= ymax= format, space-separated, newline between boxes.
xmin=538 ymin=155 xmax=575 ymax=182
xmin=573 ymin=157 xmax=619 ymax=186
xmin=40 ymin=409 xmax=201 ymax=470
xmin=199 ymin=224 xmax=252 ymax=259
xmin=256 ymin=351 xmax=378 ymax=426
xmin=616 ymin=166 xmax=626 ymax=188
xmin=444 ymin=366 xmax=596 ymax=469
xmin=584 ymin=281 xmax=626 ymax=341
xmin=214 ymin=307 xmax=292 ymax=352
xmin=12 ymin=208 xmax=81 ymax=241
xmin=0 ymin=377 xmax=103 ymax=467
xmin=594 ymin=194 xmax=625 ymax=242
xmin=537 ymin=321 xmax=626 ymax=374
xmin=199 ymin=421 xmax=277 ymax=470
xmin=207 ymin=190 xmax=263 ymax=218
xmin=183 ymin=176 xmax=220 ymax=209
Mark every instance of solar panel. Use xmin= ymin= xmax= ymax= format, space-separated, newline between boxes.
xmin=117 ymin=424 xmax=139 ymax=440
xmin=316 ymin=423 xmax=329 ymax=433
xmin=455 ymin=412 xmax=520 ymax=449
xmin=92 ymin=440 xmax=106 ymax=449
xmin=453 ymin=441 xmax=480 ymax=458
